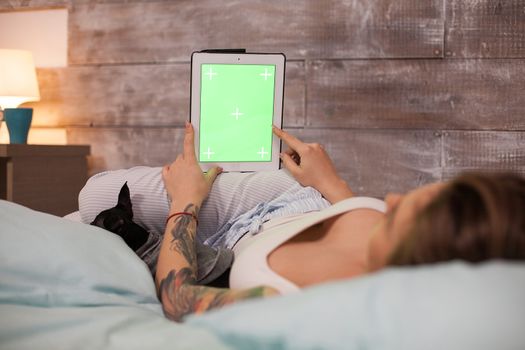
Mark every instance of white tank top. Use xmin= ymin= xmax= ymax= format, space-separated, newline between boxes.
xmin=229 ymin=197 xmax=387 ymax=295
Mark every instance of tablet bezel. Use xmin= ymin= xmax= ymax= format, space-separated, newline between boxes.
xmin=190 ymin=51 xmax=285 ymax=172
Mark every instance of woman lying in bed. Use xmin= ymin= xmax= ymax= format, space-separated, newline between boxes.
xmin=157 ymin=122 xmax=525 ymax=322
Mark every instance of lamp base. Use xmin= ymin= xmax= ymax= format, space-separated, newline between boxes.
xmin=4 ymin=108 xmax=33 ymax=144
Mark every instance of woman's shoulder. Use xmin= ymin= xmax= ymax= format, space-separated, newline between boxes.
xmin=323 ymin=196 xmax=387 ymax=215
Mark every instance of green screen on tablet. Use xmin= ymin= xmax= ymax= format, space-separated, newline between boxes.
xmin=199 ymin=64 xmax=276 ymax=162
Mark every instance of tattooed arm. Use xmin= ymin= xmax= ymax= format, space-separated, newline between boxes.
xmin=155 ymin=200 xmax=278 ymax=322
xmin=155 ymin=122 xmax=278 ymax=322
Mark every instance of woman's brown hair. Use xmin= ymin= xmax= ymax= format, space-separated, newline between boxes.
xmin=388 ymin=172 xmax=525 ymax=266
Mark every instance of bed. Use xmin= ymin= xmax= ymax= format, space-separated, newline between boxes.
xmin=1 ymin=199 xmax=524 ymax=350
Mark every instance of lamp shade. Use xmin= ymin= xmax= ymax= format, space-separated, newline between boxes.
xmin=0 ymin=49 xmax=40 ymax=109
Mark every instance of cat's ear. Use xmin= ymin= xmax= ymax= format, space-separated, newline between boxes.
xmin=117 ymin=182 xmax=133 ymax=219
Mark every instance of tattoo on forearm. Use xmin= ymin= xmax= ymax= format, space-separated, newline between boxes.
xmin=169 ymin=203 xmax=199 ymax=273
xmin=158 ymin=269 xmax=276 ymax=322
xmin=159 ymin=202 xmax=278 ymax=322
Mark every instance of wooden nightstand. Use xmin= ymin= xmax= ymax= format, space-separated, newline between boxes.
xmin=0 ymin=144 xmax=90 ymax=216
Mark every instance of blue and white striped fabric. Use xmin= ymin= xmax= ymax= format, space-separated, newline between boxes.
xmin=79 ymin=167 xmax=330 ymax=249
xmin=204 ymin=185 xmax=330 ymax=249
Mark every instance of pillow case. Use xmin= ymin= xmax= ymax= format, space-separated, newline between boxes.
xmin=0 ymin=200 xmax=230 ymax=350
xmin=188 ymin=261 xmax=525 ymax=350
xmin=0 ymin=200 xmax=158 ymax=308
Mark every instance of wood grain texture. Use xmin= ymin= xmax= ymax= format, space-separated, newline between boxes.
xmin=0 ymin=159 xmax=6 ymax=199
xmin=306 ymin=59 xmax=525 ymax=130
xmin=0 ymin=0 xmax=163 ymax=9
xmin=0 ymin=0 xmax=67 ymax=10
xmin=29 ymin=64 xmax=190 ymax=127
xmin=68 ymin=0 xmax=444 ymax=64
xmin=6 ymin=0 xmax=525 ymax=195
xmin=0 ymin=0 xmax=169 ymax=10
xmin=66 ymin=127 xmax=186 ymax=175
xmin=443 ymin=131 xmax=525 ymax=179
xmin=27 ymin=61 xmax=304 ymax=127
xmin=0 ymin=145 xmax=89 ymax=216
xmin=68 ymin=126 xmax=442 ymax=196
xmin=9 ymin=155 xmax=87 ymax=216
xmin=291 ymin=128 xmax=443 ymax=197
xmin=0 ymin=144 xmax=89 ymax=157
xmin=445 ymin=0 xmax=525 ymax=58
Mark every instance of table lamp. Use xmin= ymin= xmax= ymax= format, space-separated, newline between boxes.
xmin=0 ymin=49 xmax=40 ymax=144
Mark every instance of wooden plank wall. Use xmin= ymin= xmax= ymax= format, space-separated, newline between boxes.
xmin=2 ymin=0 xmax=525 ymax=197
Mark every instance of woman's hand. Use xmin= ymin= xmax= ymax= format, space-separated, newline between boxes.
xmin=162 ymin=122 xmax=222 ymax=209
xmin=272 ymin=126 xmax=353 ymax=203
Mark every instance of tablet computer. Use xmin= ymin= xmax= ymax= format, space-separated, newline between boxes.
xmin=190 ymin=51 xmax=285 ymax=172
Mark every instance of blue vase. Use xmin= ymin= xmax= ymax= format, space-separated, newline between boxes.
xmin=4 ymin=108 xmax=33 ymax=144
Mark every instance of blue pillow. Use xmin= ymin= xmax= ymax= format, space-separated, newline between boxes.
xmin=0 ymin=200 xmax=230 ymax=350
xmin=188 ymin=262 xmax=525 ymax=350
xmin=0 ymin=200 xmax=158 ymax=309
